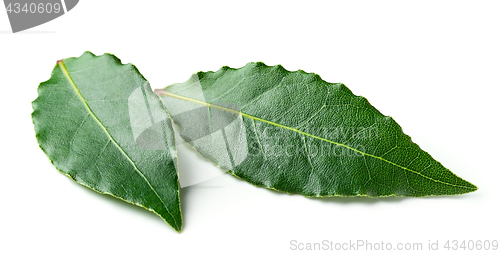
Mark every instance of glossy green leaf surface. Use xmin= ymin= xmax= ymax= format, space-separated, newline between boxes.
xmin=159 ymin=62 xmax=477 ymax=197
xmin=32 ymin=52 xmax=182 ymax=231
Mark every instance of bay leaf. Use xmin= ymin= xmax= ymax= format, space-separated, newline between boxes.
xmin=158 ymin=62 xmax=477 ymax=197
xmin=32 ymin=52 xmax=182 ymax=231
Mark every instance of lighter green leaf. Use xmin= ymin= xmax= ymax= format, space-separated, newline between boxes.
xmin=158 ymin=62 xmax=477 ymax=197
xmin=32 ymin=52 xmax=182 ymax=231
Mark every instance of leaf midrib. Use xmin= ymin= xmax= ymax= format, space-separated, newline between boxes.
xmin=58 ymin=61 xmax=179 ymax=228
xmin=160 ymin=90 xmax=475 ymax=190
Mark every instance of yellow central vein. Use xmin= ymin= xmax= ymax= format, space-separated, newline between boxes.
xmin=160 ymin=90 xmax=474 ymax=190
xmin=58 ymin=61 xmax=179 ymax=228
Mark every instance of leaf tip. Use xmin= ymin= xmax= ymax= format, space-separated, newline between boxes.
xmin=469 ymin=182 xmax=478 ymax=192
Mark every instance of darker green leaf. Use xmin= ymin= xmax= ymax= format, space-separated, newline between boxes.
xmin=32 ymin=52 xmax=182 ymax=231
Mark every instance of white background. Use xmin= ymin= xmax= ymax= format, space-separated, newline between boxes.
xmin=1 ymin=1 xmax=499 ymax=253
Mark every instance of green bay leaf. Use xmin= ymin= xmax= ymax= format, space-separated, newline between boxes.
xmin=158 ymin=62 xmax=477 ymax=197
xmin=32 ymin=52 xmax=182 ymax=231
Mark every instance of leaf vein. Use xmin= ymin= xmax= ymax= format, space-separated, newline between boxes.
xmin=160 ymin=91 xmax=475 ymax=190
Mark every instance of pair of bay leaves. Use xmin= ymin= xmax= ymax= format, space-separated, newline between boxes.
xmin=32 ymin=52 xmax=477 ymax=232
